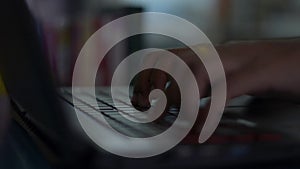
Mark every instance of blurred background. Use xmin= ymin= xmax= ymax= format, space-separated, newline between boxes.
xmin=24 ymin=0 xmax=300 ymax=85
xmin=1 ymin=1 xmax=300 ymax=168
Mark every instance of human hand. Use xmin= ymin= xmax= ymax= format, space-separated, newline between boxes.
xmin=131 ymin=40 xmax=300 ymax=131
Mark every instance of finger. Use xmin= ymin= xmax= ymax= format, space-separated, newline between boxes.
xmin=154 ymin=78 xmax=181 ymax=123
xmin=165 ymin=79 xmax=181 ymax=107
xmin=193 ymin=65 xmax=210 ymax=99
xmin=131 ymin=69 xmax=152 ymax=108
xmin=150 ymin=69 xmax=168 ymax=91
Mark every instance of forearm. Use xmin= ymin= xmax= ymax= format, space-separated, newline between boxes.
xmin=215 ymin=40 xmax=300 ymax=100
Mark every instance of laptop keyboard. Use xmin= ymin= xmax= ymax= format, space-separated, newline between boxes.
xmin=59 ymin=88 xmax=283 ymax=144
xmin=59 ymin=88 xmax=174 ymax=138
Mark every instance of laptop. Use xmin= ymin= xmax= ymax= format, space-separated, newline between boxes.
xmin=1 ymin=0 xmax=300 ymax=168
